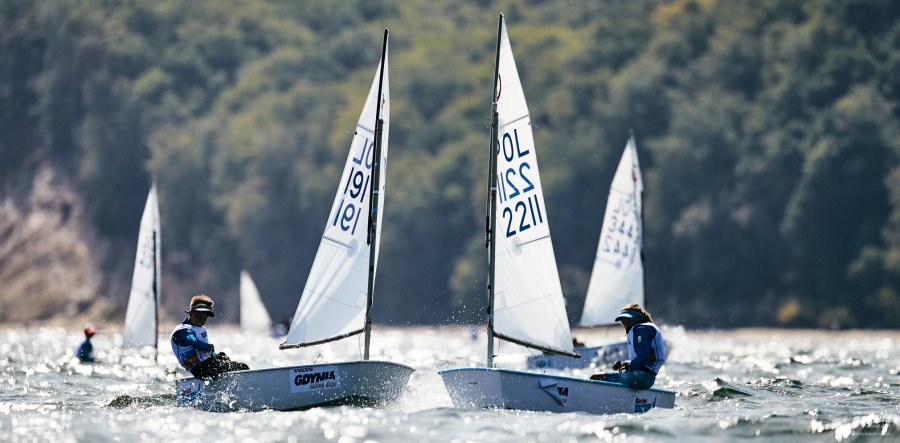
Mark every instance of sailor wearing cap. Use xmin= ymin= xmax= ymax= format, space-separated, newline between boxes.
xmin=170 ymin=294 xmax=248 ymax=379
xmin=590 ymin=304 xmax=667 ymax=389
xmin=75 ymin=323 xmax=97 ymax=363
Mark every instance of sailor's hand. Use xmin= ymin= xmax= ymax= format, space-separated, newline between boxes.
xmin=209 ymin=344 xmax=215 ymax=353
xmin=612 ymin=360 xmax=626 ymax=370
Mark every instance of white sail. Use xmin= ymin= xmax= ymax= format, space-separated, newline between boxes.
xmin=283 ymin=48 xmax=390 ymax=347
xmin=579 ymin=136 xmax=644 ymax=326
xmin=240 ymin=271 xmax=273 ymax=333
xmin=123 ymin=183 xmax=161 ymax=348
xmin=492 ymin=19 xmax=575 ymax=356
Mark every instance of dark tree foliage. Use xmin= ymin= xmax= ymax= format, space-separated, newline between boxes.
xmin=2 ymin=0 xmax=899 ymax=328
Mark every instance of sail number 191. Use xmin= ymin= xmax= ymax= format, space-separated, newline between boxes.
xmin=332 ymin=136 xmax=374 ymax=235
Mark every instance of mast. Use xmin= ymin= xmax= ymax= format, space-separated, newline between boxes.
xmin=363 ymin=28 xmax=388 ymax=361
xmin=486 ymin=14 xmax=503 ymax=368
xmin=631 ymin=130 xmax=647 ymax=309
xmin=152 ymin=180 xmax=160 ymax=362
xmin=152 ymin=230 xmax=159 ymax=362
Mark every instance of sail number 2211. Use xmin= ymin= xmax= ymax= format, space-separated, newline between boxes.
xmin=497 ymin=128 xmax=544 ymax=238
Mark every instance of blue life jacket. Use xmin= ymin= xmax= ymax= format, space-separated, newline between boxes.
xmin=626 ymin=322 xmax=667 ymax=374
xmin=75 ymin=339 xmax=94 ymax=363
xmin=170 ymin=321 xmax=213 ymax=370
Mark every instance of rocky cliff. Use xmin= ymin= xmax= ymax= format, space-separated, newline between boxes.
xmin=0 ymin=164 xmax=112 ymax=326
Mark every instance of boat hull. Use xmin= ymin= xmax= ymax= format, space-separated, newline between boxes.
xmin=176 ymin=360 xmax=413 ymax=412
xmin=438 ymin=367 xmax=674 ymax=414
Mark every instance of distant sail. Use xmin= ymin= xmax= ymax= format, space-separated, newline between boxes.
xmin=123 ymin=183 xmax=160 ymax=348
xmin=240 ymin=271 xmax=273 ymax=333
xmin=283 ymin=48 xmax=390 ymax=347
xmin=579 ymin=136 xmax=644 ymax=326
xmin=491 ymin=19 xmax=575 ymax=356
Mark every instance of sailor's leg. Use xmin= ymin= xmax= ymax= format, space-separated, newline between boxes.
xmin=590 ymin=372 xmax=623 ymax=383
xmin=619 ymin=370 xmax=656 ymax=389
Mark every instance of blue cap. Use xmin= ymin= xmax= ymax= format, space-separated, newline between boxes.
xmin=615 ymin=309 xmax=644 ymax=322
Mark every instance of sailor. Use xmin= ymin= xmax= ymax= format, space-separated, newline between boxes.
xmin=590 ymin=304 xmax=667 ymax=389
xmin=75 ymin=323 xmax=97 ymax=363
xmin=171 ymin=294 xmax=249 ymax=379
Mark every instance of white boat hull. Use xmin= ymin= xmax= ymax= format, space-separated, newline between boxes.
xmin=438 ymin=367 xmax=675 ymax=414
xmin=176 ymin=360 xmax=413 ymax=412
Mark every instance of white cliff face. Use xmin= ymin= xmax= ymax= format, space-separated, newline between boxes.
xmin=0 ymin=164 xmax=106 ymax=324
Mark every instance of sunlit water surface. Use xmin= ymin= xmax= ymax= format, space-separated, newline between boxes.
xmin=1 ymin=326 xmax=898 ymax=442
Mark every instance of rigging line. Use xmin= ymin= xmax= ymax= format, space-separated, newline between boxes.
xmin=499 ymin=113 xmax=530 ymax=127
xmin=609 ymin=187 xmax=635 ymax=198
xmin=597 ymin=256 xmax=636 ymax=266
xmin=322 ymin=235 xmax=354 ymax=249
xmin=526 ymin=348 xmax=548 ymax=375
xmin=357 ymin=123 xmax=375 ymax=134
xmin=516 ymin=233 xmax=550 ymax=248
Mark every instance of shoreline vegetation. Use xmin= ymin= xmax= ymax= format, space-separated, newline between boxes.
xmin=1 ymin=0 xmax=899 ymax=329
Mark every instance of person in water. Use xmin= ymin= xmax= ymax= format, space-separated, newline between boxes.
xmin=590 ymin=304 xmax=667 ymax=389
xmin=75 ymin=323 xmax=96 ymax=363
xmin=171 ymin=294 xmax=249 ymax=379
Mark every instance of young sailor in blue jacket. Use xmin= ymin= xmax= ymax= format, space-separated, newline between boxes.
xmin=75 ymin=323 xmax=96 ymax=363
xmin=590 ymin=304 xmax=667 ymax=389
xmin=171 ymin=294 xmax=249 ymax=379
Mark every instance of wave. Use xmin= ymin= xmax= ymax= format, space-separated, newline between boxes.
xmin=710 ymin=377 xmax=754 ymax=399
xmin=107 ymin=394 xmax=175 ymax=408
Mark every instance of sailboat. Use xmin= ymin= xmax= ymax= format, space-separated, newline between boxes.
xmin=438 ymin=15 xmax=674 ymax=414
xmin=239 ymin=270 xmax=274 ymax=335
xmin=122 ymin=182 xmax=161 ymax=358
xmin=527 ymin=135 xmax=642 ymax=370
xmin=176 ymin=30 xmax=413 ymax=412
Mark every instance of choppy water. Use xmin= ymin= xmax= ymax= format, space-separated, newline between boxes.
xmin=1 ymin=326 xmax=898 ymax=442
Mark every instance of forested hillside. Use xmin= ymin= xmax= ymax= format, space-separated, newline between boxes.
xmin=2 ymin=0 xmax=899 ymax=328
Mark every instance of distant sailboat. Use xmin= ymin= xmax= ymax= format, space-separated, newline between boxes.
xmin=438 ymin=15 xmax=674 ymax=414
xmin=122 ymin=183 xmax=161 ymax=358
xmin=528 ymin=135 xmax=643 ymax=369
xmin=581 ymin=134 xmax=644 ymax=326
xmin=240 ymin=271 xmax=273 ymax=335
xmin=176 ymin=30 xmax=413 ymax=411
